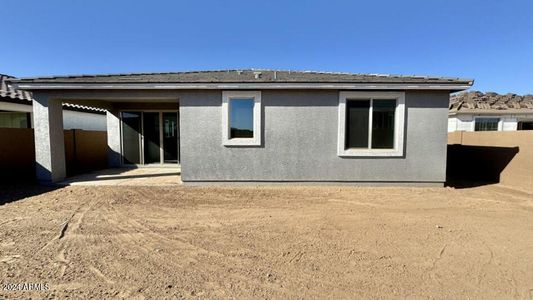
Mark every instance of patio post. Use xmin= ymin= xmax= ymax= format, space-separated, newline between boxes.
xmin=106 ymin=109 xmax=122 ymax=167
xmin=33 ymin=93 xmax=66 ymax=183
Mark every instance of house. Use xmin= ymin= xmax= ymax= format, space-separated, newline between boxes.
xmin=1 ymin=74 xmax=107 ymax=131
xmin=7 ymin=70 xmax=473 ymax=185
xmin=448 ymin=91 xmax=533 ymax=132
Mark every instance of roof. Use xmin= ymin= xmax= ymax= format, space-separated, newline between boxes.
xmin=1 ymin=74 xmax=32 ymax=102
xmin=7 ymin=69 xmax=473 ymax=91
xmin=1 ymin=74 xmax=106 ymax=114
xmin=450 ymin=91 xmax=533 ymax=114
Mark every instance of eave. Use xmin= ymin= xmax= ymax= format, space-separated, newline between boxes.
xmin=449 ymin=109 xmax=533 ymax=116
xmin=9 ymin=82 xmax=472 ymax=92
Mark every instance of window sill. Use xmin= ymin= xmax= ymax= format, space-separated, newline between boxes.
xmin=337 ymin=148 xmax=404 ymax=157
xmin=223 ymin=138 xmax=261 ymax=147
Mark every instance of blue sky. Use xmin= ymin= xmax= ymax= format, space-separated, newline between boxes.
xmin=2 ymin=0 xmax=532 ymax=94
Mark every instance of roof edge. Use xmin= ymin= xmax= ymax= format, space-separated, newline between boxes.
xmin=9 ymin=82 xmax=473 ymax=92
xmin=449 ymin=109 xmax=533 ymax=115
xmin=7 ymin=69 xmax=474 ymax=84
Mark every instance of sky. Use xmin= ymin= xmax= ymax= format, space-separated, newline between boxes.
xmin=1 ymin=0 xmax=532 ymax=94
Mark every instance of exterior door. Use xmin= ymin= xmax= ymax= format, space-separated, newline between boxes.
xmin=163 ymin=112 xmax=179 ymax=163
xmin=121 ymin=111 xmax=179 ymax=165
xmin=143 ymin=112 xmax=161 ymax=164
xmin=121 ymin=112 xmax=141 ymax=164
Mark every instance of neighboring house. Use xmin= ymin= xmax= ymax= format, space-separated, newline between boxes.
xmin=1 ymin=74 xmax=107 ymax=130
xmin=448 ymin=91 xmax=533 ymax=132
xmin=8 ymin=70 xmax=473 ymax=184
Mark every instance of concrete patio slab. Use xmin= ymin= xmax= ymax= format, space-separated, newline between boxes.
xmin=58 ymin=167 xmax=181 ymax=186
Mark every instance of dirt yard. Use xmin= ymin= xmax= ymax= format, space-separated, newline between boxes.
xmin=1 ymin=184 xmax=532 ymax=299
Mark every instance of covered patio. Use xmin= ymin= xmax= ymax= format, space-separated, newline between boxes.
xmin=25 ymin=89 xmax=182 ymax=183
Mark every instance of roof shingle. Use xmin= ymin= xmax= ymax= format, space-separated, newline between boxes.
xmin=450 ymin=91 xmax=533 ymax=112
xmin=1 ymin=74 xmax=32 ymax=102
xmin=1 ymin=74 xmax=106 ymax=113
xmin=8 ymin=69 xmax=473 ymax=85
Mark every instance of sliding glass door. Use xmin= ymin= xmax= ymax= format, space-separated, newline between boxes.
xmin=143 ymin=112 xmax=161 ymax=164
xmin=163 ymin=112 xmax=179 ymax=163
xmin=121 ymin=112 xmax=141 ymax=164
xmin=120 ymin=111 xmax=179 ymax=165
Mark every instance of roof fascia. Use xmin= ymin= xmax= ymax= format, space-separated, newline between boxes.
xmin=450 ymin=110 xmax=533 ymax=115
xmin=10 ymin=82 xmax=472 ymax=91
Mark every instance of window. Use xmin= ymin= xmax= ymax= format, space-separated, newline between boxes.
xmin=345 ymin=100 xmax=370 ymax=148
xmin=338 ymin=92 xmax=405 ymax=157
xmin=474 ymin=118 xmax=500 ymax=131
xmin=0 ymin=112 xmax=31 ymax=128
xmin=371 ymin=100 xmax=396 ymax=149
xmin=230 ymin=99 xmax=254 ymax=138
xmin=517 ymin=121 xmax=533 ymax=130
xmin=222 ymin=91 xmax=261 ymax=146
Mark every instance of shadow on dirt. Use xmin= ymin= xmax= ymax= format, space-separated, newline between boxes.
xmin=0 ymin=180 xmax=59 ymax=206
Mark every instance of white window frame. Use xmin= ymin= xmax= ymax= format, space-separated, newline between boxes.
xmin=338 ymin=91 xmax=405 ymax=157
xmin=222 ymin=91 xmax=262 ymax=146
xmin=473 ymin=116 xmax=502 ymax=131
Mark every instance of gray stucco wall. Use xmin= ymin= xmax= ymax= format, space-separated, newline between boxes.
xmin=180 ymin=90 xmax=449 ymax=183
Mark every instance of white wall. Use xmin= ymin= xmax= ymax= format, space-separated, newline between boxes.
xmin=447 ymin=117 xmax=458 ymax=132
xmin=0 ymin=101 xmax=32 ymax=113
xmin=0 ymin=101 xmax=106 ymax=131
xmin=448 ymin=115 xmax=475 ymax=132
xmin=502 ymin=116 xmax=518 ymax=131
xmin=448 ymin=114 xmax=533 ymax=132
xmin=63 ymin=110 xmax=106 ymax=131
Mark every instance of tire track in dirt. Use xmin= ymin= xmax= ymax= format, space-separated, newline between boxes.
xmin=86 ymin=195 xmax=198 ymax=293
xmin=3 ymin=184 xmax=533 ymax=299
xmin=427 ymin=244 xmax=448 ymax=287
xmin=107 ymin=187 xmax=235 ymax=259
xmin=56 ymin=248 xmax=68 ymax=277
xmin=476 ymin=241 xmax=495 ymax=286
xmin=89 ymin=266 xmax=115 ymax=285
xmin=89 ymin=213 xmax=145 ymax=297
xmin=105 ymin=195 xmax=292 ymax=297
xmin=37 ymin=197 xmax=98 ymax=253
xmin=40 ymin=197 xmax=103 ymax=286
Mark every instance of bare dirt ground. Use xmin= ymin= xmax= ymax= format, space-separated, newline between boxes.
xmin=1 ymin=183 xmax=533 ymax=299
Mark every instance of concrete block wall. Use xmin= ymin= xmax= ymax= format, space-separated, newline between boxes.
xmin=0 ymin=128 xmax=107 ymax=179
xmin=448 ymin=131 xmax=533 ymax=192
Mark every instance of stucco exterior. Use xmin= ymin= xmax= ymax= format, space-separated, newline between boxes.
xmin=180 ymin=90 xmax=449 ymax=184
xmin=9 ymin=70 xmax=469 ymax=184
